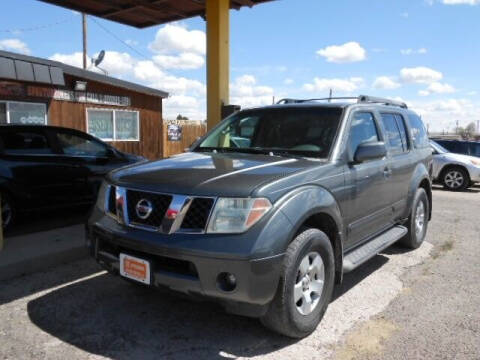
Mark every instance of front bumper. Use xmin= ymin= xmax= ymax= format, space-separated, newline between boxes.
xmin=86 ymin=220 xmax=284 ymax=317
xmin=469 ymin=166 xmax=480 ymax=183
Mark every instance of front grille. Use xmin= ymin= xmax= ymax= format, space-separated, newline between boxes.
xmin=181 ymin=198 xmax=215 ymax=230
xmin=126 ymin=189 xmax=172 ymax=228
xmin=107 ymin=186 xmax=117 ymax=216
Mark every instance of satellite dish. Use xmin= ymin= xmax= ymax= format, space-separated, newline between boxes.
xmin=94 ymin=50 xmax=105 ymax=67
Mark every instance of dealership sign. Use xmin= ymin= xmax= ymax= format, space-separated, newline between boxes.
xmin=27 ymin=86 xmax=131 ymax=107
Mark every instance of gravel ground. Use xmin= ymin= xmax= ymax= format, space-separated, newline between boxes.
xmin=0 ymin=186 xmax=478 ymax=360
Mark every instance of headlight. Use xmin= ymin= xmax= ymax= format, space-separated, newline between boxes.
xmin=207 ymin=197 xmax=272 ymax=233
xmin=95 ymin=181 xmax=108 ymax=211
xmin=470 ymin=159 xmax=480 ymax=167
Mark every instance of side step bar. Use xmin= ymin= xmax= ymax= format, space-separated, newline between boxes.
xmin=343 ymin=226 xmax=407 ymax=273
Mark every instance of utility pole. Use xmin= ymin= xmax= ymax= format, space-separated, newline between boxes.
xmin=82 ymin=13 xmax=87 ymax=69
xmin=328 ymin=88 xmax=333 ymax=102
xmin=477 ymin=120 xmax=479 ymax=135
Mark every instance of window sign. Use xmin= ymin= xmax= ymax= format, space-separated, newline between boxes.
xmin=8 ymin=102 xmax=46 ymax=124
xmin=87 ymin=109 xmax=139 ymax=141
xmin=88 ymin=110 xmax=114 ymax=140
xmin=115 ymin=111 xmax=139 ymax=140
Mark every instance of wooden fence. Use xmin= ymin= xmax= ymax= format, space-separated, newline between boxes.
xmin=162 ymin=120 xmax=207 ymax=158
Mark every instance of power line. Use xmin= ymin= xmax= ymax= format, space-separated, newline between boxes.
xmin=89 ymin=16 xmax=150 ymax=61
xmin=0 ymin=15 xmax=76 ymax=34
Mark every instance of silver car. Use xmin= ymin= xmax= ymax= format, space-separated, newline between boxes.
xmin=431 ymin=140 xmax=480 ymax=191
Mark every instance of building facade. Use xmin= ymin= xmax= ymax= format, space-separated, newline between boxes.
xmin=0 ymin=50 xmax=168 ymax=159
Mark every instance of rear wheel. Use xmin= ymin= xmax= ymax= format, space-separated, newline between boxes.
xmin=399 ymin=188 xmax=429 ymax=249
xmin=442 ymin=167 xmax=469 ymax=191
xmin=260 ymin=228 xmax=335 ymax=338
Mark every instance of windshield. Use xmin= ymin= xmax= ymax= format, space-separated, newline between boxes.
xmin=194 ymin=107 xmax=343 ymax=158
xmin=430 ymin=140 xmax=449 ymax=154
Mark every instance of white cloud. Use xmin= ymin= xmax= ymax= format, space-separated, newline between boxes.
xmin=373 ymin=76 xmax=401 ymax=89
xmin=153 ymin=52 xmax=204 ymax=70
xmin=134 ymin=60 xmax=205 ymax=96
xmin=411 ymin=98 xmax=479 ymax=132
xmin=0 ymin=38 xmax=30 ymax=54
xmin=443 ymin=0 xmax=480 ymax=4
xmin=419 ymin=82 xmax=456 ymax=96
xmin=50 ymin=51 xmax=136 ymax=78
xmin=149 ymin=24 xmax=205 ymax=55
xmin=125 ymin=39 xmax=139 ymax=46
xmin=303 ymin=77 xmax=364 ymax=93
xmin=230 ymin=75 xmax=275 ymax=108
xmin=284 ymin=78 xmax=294 ymax=85
xmin=163 ymin=95 xmax=205 ymax=120
xmin=401 ymin=48 xmax=428 ymax=55
xmin=400 ymin=66 xmax=443 ymax=84
xmin=317 ymin=42 xmax=366 ymax=63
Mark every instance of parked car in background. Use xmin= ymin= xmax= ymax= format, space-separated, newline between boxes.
xmin=0 ymin=125 xmax=146 ymax=229
xmin=432 ymin=139 xmax=480 ymax=158
xmin=87 ymin=95 xmax=433 ymax=338
xmin=430 ymin=140 xmax=480 ymax=191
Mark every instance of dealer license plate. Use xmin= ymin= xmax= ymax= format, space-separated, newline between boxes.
xmin=119 ymin=253 xmax=151 ymax=285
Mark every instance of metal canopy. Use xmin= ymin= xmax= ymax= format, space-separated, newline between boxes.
xmin=38 ymin=0 xmax=274 ymax=28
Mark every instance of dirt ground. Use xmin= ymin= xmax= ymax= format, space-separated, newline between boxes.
xmin=0 ymin=186 xmax=478 ymax=359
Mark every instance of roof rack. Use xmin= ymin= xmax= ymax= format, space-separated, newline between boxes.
xmin=276 ymin=95 xmax=408 ymax=109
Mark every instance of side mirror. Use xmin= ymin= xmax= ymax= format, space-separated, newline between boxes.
xmin=354 ymin=141 xmax=387 ymax=163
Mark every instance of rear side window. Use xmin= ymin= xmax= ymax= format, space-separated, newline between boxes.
xmin=408 ymin=114 xmax=429 ymax=148
xmin=0 ymin=131 xmax=53 ymax=155
xmin=470 ymin=143 xmax=480 ymax=157
xmin=380 ymin=113 xmax=408 ymax=155
xmin=349 ymin=112 xmax=380 ymax=156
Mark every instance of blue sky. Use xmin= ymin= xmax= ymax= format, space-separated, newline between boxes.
xmin=1 ymin=0 xmax=480 ymax=132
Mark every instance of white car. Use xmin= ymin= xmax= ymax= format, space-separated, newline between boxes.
xmin=431 ymin=140 xmax=480 ymax=191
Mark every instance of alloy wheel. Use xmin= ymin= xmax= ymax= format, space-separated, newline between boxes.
xmin=444 ymin=170 xmax=464 ymax=189
xmin=294 ymin=252 xmax=325 ymax=316
xmin=415 ymin=201 xmax=426 ymax=237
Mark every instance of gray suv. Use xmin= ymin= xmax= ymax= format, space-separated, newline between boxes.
xmin=86 ymin=95 xmax=433 ymax=338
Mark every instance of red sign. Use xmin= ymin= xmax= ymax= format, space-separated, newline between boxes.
xmin=0 ymin=81 xmax=25 ymax=96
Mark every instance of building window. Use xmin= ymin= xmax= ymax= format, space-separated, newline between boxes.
xmin=87 ymin=109 xmax=139 ymax=141
xmin=0 ymin=101 xmax=47 ymax=125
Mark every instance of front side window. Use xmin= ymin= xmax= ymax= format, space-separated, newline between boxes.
xmin=470 ymin=143 xmax=480 ymax=157
xmin=1 ymin=131 xmax=53 ymax=155
xmin=4 ymin=102 xmax=47 ymax=125
xmin=409 ymin=114 xmax=429 ymax=148
xmin=196 ymin=107 xmax=343 ymax=158
xmin=87 ymin=109 xmax=139 ymax=141
xmin=56 ymin=131 xmax=109 ymax=157
xmin=349 ymin=112 xmax=380 ymax=157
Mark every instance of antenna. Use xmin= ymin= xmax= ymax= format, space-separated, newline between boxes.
xmin=94 ymin=50 xmax=105 ymax=67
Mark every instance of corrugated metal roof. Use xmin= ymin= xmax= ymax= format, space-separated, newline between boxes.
xmin=39 ymin=0 xmax=276 ymax=28
xmin=0 ymin=50 xmax=168 ymax=98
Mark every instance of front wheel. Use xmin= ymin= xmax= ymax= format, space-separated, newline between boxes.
xmin=260 ymin=228 xmax=335 ymax=338
xmin=399 ymin=188 xmax=429 ymax=249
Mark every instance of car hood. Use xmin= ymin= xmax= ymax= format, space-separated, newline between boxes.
xmin=439 ymin=152 xmax=479 ymax=164
xmin=108 ymin=151 xmax=323 ymax=197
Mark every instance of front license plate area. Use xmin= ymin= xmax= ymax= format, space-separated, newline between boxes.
xmin=119 ymin=253 xmax=151 ymax=285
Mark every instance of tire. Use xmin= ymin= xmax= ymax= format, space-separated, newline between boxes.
xmin=399 ymin=188 xmax=429 ymax=249
xmin=1 ymin=192 xmax=15 ymax=231
xmin=442 ymin=166 xmax=469 ymax=191
xmin=260 ymin=228 xmax=335 ymax=338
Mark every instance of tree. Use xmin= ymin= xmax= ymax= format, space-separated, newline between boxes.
xmin=176 ymin=114 xmax=189 ymax=120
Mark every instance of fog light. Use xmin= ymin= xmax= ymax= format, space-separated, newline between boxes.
xmin=217 ymin=272 xmax=237 ymax=292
